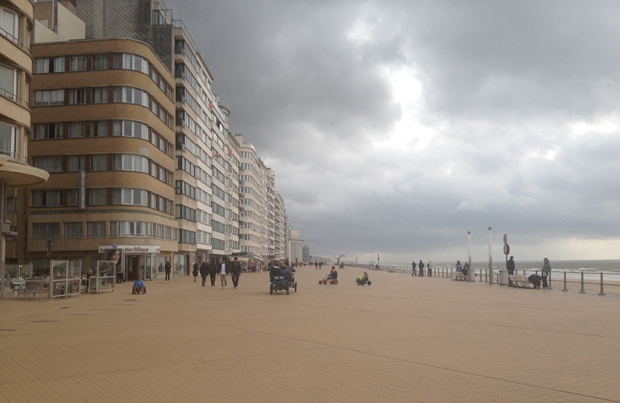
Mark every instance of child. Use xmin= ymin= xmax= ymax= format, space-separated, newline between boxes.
xmin=132 ymin=277 xmax=146 ymax=294
xmin=356 ymin=272 xmax=371 ymax=285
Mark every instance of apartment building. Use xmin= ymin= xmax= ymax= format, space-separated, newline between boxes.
xmin=236 ymin=134 xmax=287 ymax=262
xmin=288 ymin=229 xmax=303 ymax=264
xmin=13 ymin=0 xmax=245 ymax=278
xmin=1 ymin=0 xmax=49 ymax=274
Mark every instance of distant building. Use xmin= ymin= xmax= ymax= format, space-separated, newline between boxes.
xmin=302 ymin=245 xmax=309 ymax=262
xmin=288 ymin=229 xmax=303 ymax=264
xmin=236 ymin=134 xmax=287 ymax=261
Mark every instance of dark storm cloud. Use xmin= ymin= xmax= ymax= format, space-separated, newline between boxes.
xmin=165 ymin=0 xmax=620 ymax=260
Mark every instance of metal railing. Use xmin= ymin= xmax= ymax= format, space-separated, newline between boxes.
xmin=346 ymin=263 xmax=620 ymax=296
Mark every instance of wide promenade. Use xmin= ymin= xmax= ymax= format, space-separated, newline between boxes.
xmin=1 ymin=266 xmax=619 ymax=402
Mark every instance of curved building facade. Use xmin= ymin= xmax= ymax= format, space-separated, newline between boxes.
xmin=25 ymin=38 xmax=177 ymax=279
xmin=1 ymin=0 xmax=49 ymax=276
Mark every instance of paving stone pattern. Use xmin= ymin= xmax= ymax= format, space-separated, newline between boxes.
xmin=1 ymin=267 xmax=619 ymax=402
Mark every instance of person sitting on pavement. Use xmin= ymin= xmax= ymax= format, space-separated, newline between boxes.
xmin=132 ymin=277 xmax=146 ymax=294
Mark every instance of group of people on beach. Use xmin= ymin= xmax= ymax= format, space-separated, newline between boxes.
xmin=191 ymin=257 xmax=243 ymax=289
xmin=410 ymin=260 xmax=437 ymax=277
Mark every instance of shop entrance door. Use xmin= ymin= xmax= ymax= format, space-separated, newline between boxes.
xmin=126 ymin=255 xmax=143 ymax=280
xmin=144 ymin=254 xmax=156 ymax=280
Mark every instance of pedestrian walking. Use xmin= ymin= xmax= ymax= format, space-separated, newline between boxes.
xmin=164 ymin=259 xmax=171 ymax=281
xmin=220 ymin=258 xmax=228 ymax=289
xmin=209 ymin=260 xmax=218 ymax=286
xmin=411 ymin=261 xmax=417 ymax=276
xmin=192 ymin=262 xmax=198 ymax=282
xmin=541 ymin=257 xmax=551 ymax=289
xmin=230 ymin=257 xmax=241 ymax=289
xmin=427 ymin=261 xmax=433 ymax=277
xmin=199 ymin=260 xmax=209 ymax=287
xmin=315 ymin=261 xmax=318 ymax=270
xmin=418 ymin=260 xmax=424 ymax=277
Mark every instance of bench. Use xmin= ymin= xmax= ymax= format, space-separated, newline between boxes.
xmin=508 ymin=275 xmax=532 ymax=288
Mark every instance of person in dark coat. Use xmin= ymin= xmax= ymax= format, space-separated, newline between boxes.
xmin=528 ymin=274 xmax=542 ymax=289
xmin=199 ymin=261 xmax=209 ymax=287
xmin=418 ymin=260 xmax=424 ymax=277
xmin=507 ymin=256 xmax=516 ymax=287
xmin=208 ymin=261 xmax=218 ymax=286
xmin=541 ymin=258 xmax=551 ymax=289
xmin=192 ymin=262 xmax=199 ymax=282
xmin=164 ymin=259 xmax=171 ymax=281
xmin=230 ymin=257 xmax=242 ymax=289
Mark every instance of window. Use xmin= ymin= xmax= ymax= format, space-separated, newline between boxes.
xmin=6 ymin=197 xmax=16 ymax=213
xmin=34 ymin=90 xmax=64 ymax=106
xmin=70 ymin=56 xmax=87 ymax=72
xmin=112 ymin=120 xmax=149 ymax=140
xmin=35 ymin=58 xmax=49 ymax=74
xmin=178 ymin=229 xmax=196 ymax=244
xmin=0 ymin=64 xmax=18 ymax=102
xmin=64 ymin=222 xmax=82 ymax=238
xmin=87 ymin=222 xmax=105 ymax=237
xmin=109 ymin=221 xmax=154 ymax=237
xmin=34 ymin=123 xmax=64 ymax=139
xmin=32 ymin=223 xmax=60 ymax=239
xmin=66 ymin=190 xmax=79 ymax=206
xmin=93 ymin=54 xmax=109 ymax=70
xmin=54 ymin=57 xmax=65 ymax=73
xmin=0 ymin=123 xmax=17 ymax=158
xmin=32 ymin=190 xmax=61 ymax=207
xmin=67 ymin=155 xmax=85 ymax=172
xmin=113 ymin=87 xmax=149 ymax=107
xmin=89 ymin=189 xmax=107 ymax=205
xmin=113 ymin=154 xmax=148 ymax=173
xmin=90 ymin=155 xmax=108 ymax=171
xmin=115 ymin=54 xmax=150 ymax=75
xmin=91 ymin=121 xmax=108 ymax=137
xmin=92 ymin=87 xmax=108 ymax=103
xmin=33 ymin=156 xmax=63 ymax=173
xmin=35 ymin=57 xmax=64 ymax=73
xmin=0 ymin=8 xmax=20 ymax=44
xmin=68 ymin=122 xmax=86 ymax=138
xmin=69 ymin=89 xmax=86 ymax=105
xmin=112 ymin=188 xmax=148 ymax=206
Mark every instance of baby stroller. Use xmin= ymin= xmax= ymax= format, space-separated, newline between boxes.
xmin=356 ymin=272 xmax=371 ymax=286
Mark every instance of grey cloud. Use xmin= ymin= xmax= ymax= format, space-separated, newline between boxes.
xmin=165 ymin=0 xmax=620 ymax=260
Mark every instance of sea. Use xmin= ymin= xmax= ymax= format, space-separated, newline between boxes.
xmin=350 ymin=259 xmax=620 ymax=282
xmin=362 ymin=259 xmax=620 ymax=273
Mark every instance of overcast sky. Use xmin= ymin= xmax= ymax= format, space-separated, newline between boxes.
xmin=165 ymin=0 xmax=620 ymax=264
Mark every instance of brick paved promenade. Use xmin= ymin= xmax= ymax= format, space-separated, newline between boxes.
xmin=1 ymin=267 xmax=619 ymax=402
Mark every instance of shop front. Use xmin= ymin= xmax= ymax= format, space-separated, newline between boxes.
xmin=98 ymin=245 xmax=162 ymax=281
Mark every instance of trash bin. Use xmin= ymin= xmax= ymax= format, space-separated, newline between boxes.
xmin=499 ymin=268 xmax=508 ymax=286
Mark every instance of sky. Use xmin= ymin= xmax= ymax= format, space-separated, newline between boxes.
xmin=164 ymin=0 xmax=620 ymax=264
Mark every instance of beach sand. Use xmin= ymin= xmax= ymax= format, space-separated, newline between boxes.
xmin=1 ymin=266 xmax=619 ymax=402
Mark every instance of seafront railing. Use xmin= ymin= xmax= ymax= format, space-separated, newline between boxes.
xmin=346 ymin=263 xmax=620 ymax=296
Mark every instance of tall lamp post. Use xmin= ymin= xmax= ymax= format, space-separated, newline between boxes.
xmin=488 ymin=227 xmax=493 ymax=285
xmin=468 ymin=231 xmax=473 ymax=282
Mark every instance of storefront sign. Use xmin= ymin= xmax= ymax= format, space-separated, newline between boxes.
xmin=98 ymin=245 xmax=161 ymax=254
